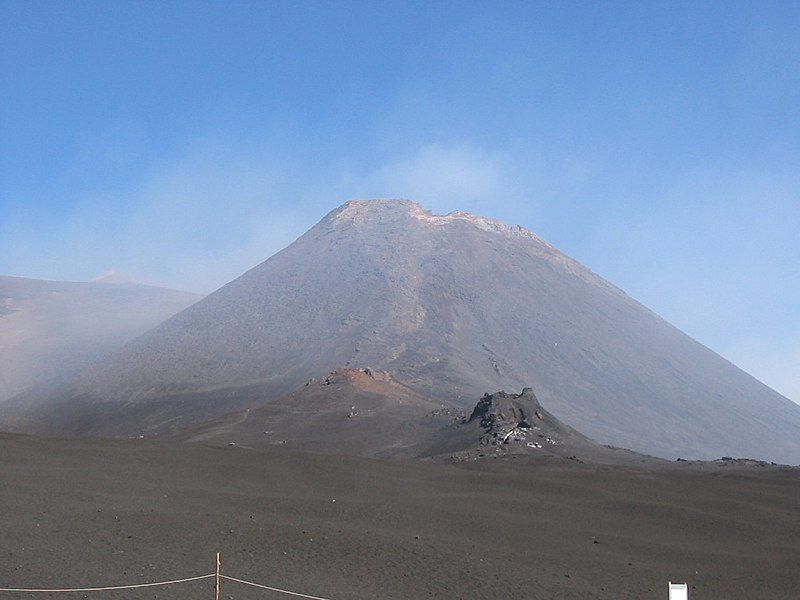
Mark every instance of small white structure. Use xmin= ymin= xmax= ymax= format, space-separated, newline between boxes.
xmin=669 ymin=582 xmax=688 ymax=600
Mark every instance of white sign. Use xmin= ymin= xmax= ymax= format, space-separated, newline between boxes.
xmin=669 ymin=582 xmax=688 ymax=600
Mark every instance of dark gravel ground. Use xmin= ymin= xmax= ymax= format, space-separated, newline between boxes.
xmin=1 ymin=433 xmax=798 ymax=599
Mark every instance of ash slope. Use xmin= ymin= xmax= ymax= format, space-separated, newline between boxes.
xmin=6 ymin=200 xmax=800 ymax=463
xmin=183 ymin=368 xmax=463 ymax=459
xmin=185 ymin=377 xmax=657 ymax=467
xmin=1 ymin=432 xmax=798 ymax=600
xmin=0 ymin=276 xmax=201 ymax=403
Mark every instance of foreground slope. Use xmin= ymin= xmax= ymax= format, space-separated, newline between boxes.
xmin=6 ymin=200 xmax=800 ymax=463
xmin=0 ymin=275 xmax=200 ymax=403
xmin=183 ymin=368 xmax=462 ymax=458
xmin=0 ymin=433 xmax=798 ymax=600
xmin=187 ymin=377 xmax=657 ymax=466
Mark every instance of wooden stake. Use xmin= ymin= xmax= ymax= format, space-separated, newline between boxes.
xmin=215 ymin=552 xmax=221 ymax=600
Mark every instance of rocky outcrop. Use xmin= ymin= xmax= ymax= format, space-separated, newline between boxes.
xmin=470 ymin=388 xmax=539 ymax=430
xmin=467 ymin=388 xmax=573 ymax=450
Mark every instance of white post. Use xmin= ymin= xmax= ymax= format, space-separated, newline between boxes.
xmin=215 ymin=552 xmax=221 ymax=600
xmin=669 ymin=581 xmax=688 ymax=600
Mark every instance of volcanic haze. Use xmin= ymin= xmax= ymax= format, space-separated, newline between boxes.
xmin=0 ymin=276 xmax=200 ymax=404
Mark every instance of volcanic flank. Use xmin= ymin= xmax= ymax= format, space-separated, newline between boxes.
xmin=182 ymin=368 xmax=463 ymax=459
xmin=183 ymin=374 xmax=652 ymax=465
xmin=4 ymin=200 xmax=800 ymax=463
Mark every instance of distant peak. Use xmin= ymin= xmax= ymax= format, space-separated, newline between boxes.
xmin=91 ymin=270 xmax=146 ymax=286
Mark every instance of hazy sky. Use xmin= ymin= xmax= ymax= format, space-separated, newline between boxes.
xmin=1 ymin=1 xmax=798 ymax=403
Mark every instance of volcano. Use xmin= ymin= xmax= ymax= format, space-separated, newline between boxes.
xmin=4 ymin=200 xmax=799 ymax=463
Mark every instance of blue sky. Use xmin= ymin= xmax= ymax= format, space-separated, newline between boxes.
xmin=1 ymin=1 xmax=798 ymax=403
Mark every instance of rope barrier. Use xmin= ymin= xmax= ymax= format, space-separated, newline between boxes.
xmin=0 ymin=553 xmax=339 ymax=599
xmin=220 ymin=575 xmax=335 ymax=600
xmin=0 ymin=573 xmax=215 ymax=593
